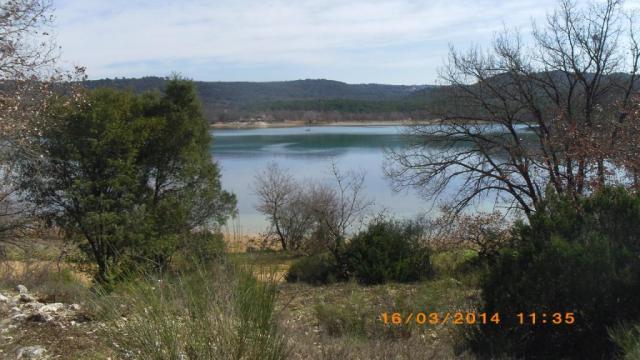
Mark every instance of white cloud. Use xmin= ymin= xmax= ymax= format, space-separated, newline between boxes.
xmin=53 ymin=0 xmax=576 ymax=83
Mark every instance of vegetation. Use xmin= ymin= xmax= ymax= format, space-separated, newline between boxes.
xmin=0 ymin=0 xmax=86 ymax=252
xmin=2 ymin=0 xmax=640 ymax=359
xmin=254 ymin=162 xmax=371 ymax=256
xmin=99 ymin=263 xmax=287 ymax=360
xmin=253 ymin=163 xmax=313 ymax=251
xmin=285 ymin=252 xmax=343 ymax=284
xmin=345 ymin=218 xmax=433 ymax=284
xmin=610 ymin=324 xmax=640 ymax=360
xmin=287 ymin=216 xmax=433 ymax=285
xmin=469 ymin=187 xmax=640 ymax=359
xmin=386 ymin=0 xmax=640 ymax=215
xmin=16 ymin=79 xmax=236 ymax=285
xmin=84 ymin=78 xmax=435 ymax=123
xmin=250 ymin=98 xmax=429 ymax=114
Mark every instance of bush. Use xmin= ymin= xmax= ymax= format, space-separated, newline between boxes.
xmin=0 ymin=261 xmax=90 ymax=303
xmin=179 ymin=231 xmax=226 ymax=266
xmin=285 ymin=252 xmax=344 ymax=284
xmin=20 ymin=79 xmax=236 ymax=285
xmin=100 ymin=263 xmax=287 ymax=359
xmin=286 ymin=217 xmax=434 ymax=285
xmin=315 ymin=302 xmax=368 ymax=338
xmin=469 ymin=187 xmax=640 ymax=359
xmin=610 ymin=324 xmax=640 ymax=360
xmin=345 ymin=218 xmax=434 ymax=285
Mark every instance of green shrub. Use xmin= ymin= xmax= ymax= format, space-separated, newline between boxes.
xmin=0 ymin=261 xmax=91 ymax=303
xmin=179 ymin=231 xmax=226 ymax=266
xmin=345 ymin=218 xmax=434 ymax=285
xmin=470 ymin=187 xmax=640 ymax=359
xmin=610 ymin=324 xmax=640 ymax=360
xmin=286 ymin=217 xmax=434 ymax=285
xmin=285 ymin=252 xmax=344 ymax=284
xmin=314 ymin=289 xmax=412 ymax=340
xmin=99 ymin=263 xmax=287 ymax=359
xmin=315 ymin=302 xmax=368 ymax=338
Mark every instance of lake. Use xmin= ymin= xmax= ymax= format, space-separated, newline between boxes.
xmin=211 ymin=125 xmax=498 ymax=233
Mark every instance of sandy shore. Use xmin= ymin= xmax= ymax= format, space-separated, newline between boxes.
xmin=210 ymin=119 xmax=437 ymax=129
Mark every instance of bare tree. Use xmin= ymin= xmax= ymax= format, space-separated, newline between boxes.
xmin=254 ymin=161 xmax=372 ymax=255
xmin=443 ymin=209 xmax=510 ymax=262
xmin=386 ymin=0 xmax=640 ymax=216
xmin=0 ymin=0 xmax=85 ymax=251
xmin=253 ymin=162 xmax=314 ymax=250
xmin=0 ymin=0 xmax=59 ymax=141
xmin=308 ymin=162 xmax=372 ymax=262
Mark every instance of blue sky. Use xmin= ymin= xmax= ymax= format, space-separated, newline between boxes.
xmin=53 ymin=0 xmax=640 ymax=84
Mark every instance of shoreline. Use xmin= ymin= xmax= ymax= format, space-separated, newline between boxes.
xmin=210 ymin=119 xmax=438 ymax=129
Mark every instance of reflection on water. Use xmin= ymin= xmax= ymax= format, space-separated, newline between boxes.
xmin=211 ymin=125 xmax=503 ymax=233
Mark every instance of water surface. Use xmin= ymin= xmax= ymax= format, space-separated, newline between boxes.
xmin=211 ymin=125 xmax=495 ymax=233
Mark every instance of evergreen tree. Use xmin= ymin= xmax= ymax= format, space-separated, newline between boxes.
xmin=19 ymin=78 xmax=236 ymax=284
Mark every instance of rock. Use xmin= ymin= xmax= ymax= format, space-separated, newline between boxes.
xmin=68 ymin=303 xmax=81 ymax=311
xmin=0 ymin=293 xmax=8 ymax=303
xmin=16 ymin=345 xmax=47 ymax=359
xmin=27 ymin=312 xmax=53 ymax=323
xmin=40 ymin=303 xmax=64 ymax=313
xmin=16 ymin=285 xmax=28 ymax=294
xmin=23 ymin=302 xmax=44 ymax=310
xmin=19 ymin=293 xmax=35 ymax=303
xmin=11 ymin=313 xmax=27 ymax=322
xmin=10 ymin=306 xmax=21 ymax=314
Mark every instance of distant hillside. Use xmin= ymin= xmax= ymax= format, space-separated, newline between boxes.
xmin=84 ymin=77 xmax=438 ymax=122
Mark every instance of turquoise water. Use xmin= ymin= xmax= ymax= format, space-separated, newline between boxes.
xmin=211 ymin=125 xmax=497 ymax=233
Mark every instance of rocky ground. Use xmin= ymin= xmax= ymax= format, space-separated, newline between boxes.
xmin=0 ymin=285 xmax=103 ymax=360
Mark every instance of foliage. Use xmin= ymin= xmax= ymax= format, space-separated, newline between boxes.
xmin=99 ymin=264 xmax=287 ymax=360
xmin=345 ymin=218 xmax=434 ymax=285
xmin=314 ymin=298 xmax=369 ymax=338
xmin=0 ymin=261 xmax=90 ymax=304
xmin=18 ymin=78 xmax=236 ymax=284
xmin=252 ymin=98 xmax=428 ymax=114
xmin=178 ymin=231 xmax=226 ymax=267
xmin=610 ymin=324 xmax=640 ymax=360
xmin=432 ymin=210 xmax=511 ymax=263
xmin=85 ymin=77 xmax=435 ymax=122
xmin=285 ymin=252 xmax=344 ymax=285
xmin=253 ymin=163 xmax=313 ymax=250
xmin=470 ymin=187 xmax=640 ymax=359
xmin=0 ymin=0 xmax=87 ymax=249
xmin=286 ymin=217 xmax=433 ymax=285
xmin=386 ymin=0 xmax=640 ymax=215
xmin=254 ymin=161 xmax=371 ymax=255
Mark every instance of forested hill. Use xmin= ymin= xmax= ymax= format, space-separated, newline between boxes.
xmin=84 ymin=77 xmax=438 ymax=122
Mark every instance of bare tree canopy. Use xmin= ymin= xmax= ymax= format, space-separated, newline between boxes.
xmin=0 ymin=0 xmax=55 ymax=79
xmin=253 ymin=161 xmax=372 ymax=253
xmin=0 ymin=0 xmax=84 ymax=248
xmin=386 ymin=0 xmax=640 ymax=216
xmin=253 ymin=162 xmax=314 ymax=250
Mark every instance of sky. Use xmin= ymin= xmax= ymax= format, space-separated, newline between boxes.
xmin=53 ymin=0 xmax=640 ymax=85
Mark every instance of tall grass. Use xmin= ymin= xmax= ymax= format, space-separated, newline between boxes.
xmin=610 ymin=324 xmax=640 ymax=359
xmin=0 ymin=260 xmax=91 ymax=303
xmin=99 ymin=262 xmax=287 ymax=360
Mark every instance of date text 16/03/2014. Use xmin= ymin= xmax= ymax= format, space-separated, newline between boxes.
xmin=380 ymin=312 xmax=576 ymax=326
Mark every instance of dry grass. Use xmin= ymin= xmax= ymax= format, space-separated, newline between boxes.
xmin=223 ymin=231 xmax=284 ymax=253
xmin=0 ymin=260 xmax=92 ymax=285
xmin=0 ymin=320 xmax=113 ymax=360
xmin=0 ymin=233 xmax=482 ymax=359
xmin=0 ymin=261 xmax=93 ymax=304
xmin=97 ymin=264 xmax=288 ymax=360
xmin=274 ymin=280 xmax=478 ymax=359
xmin=230 ymin=250 xmax=300 ymax=283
